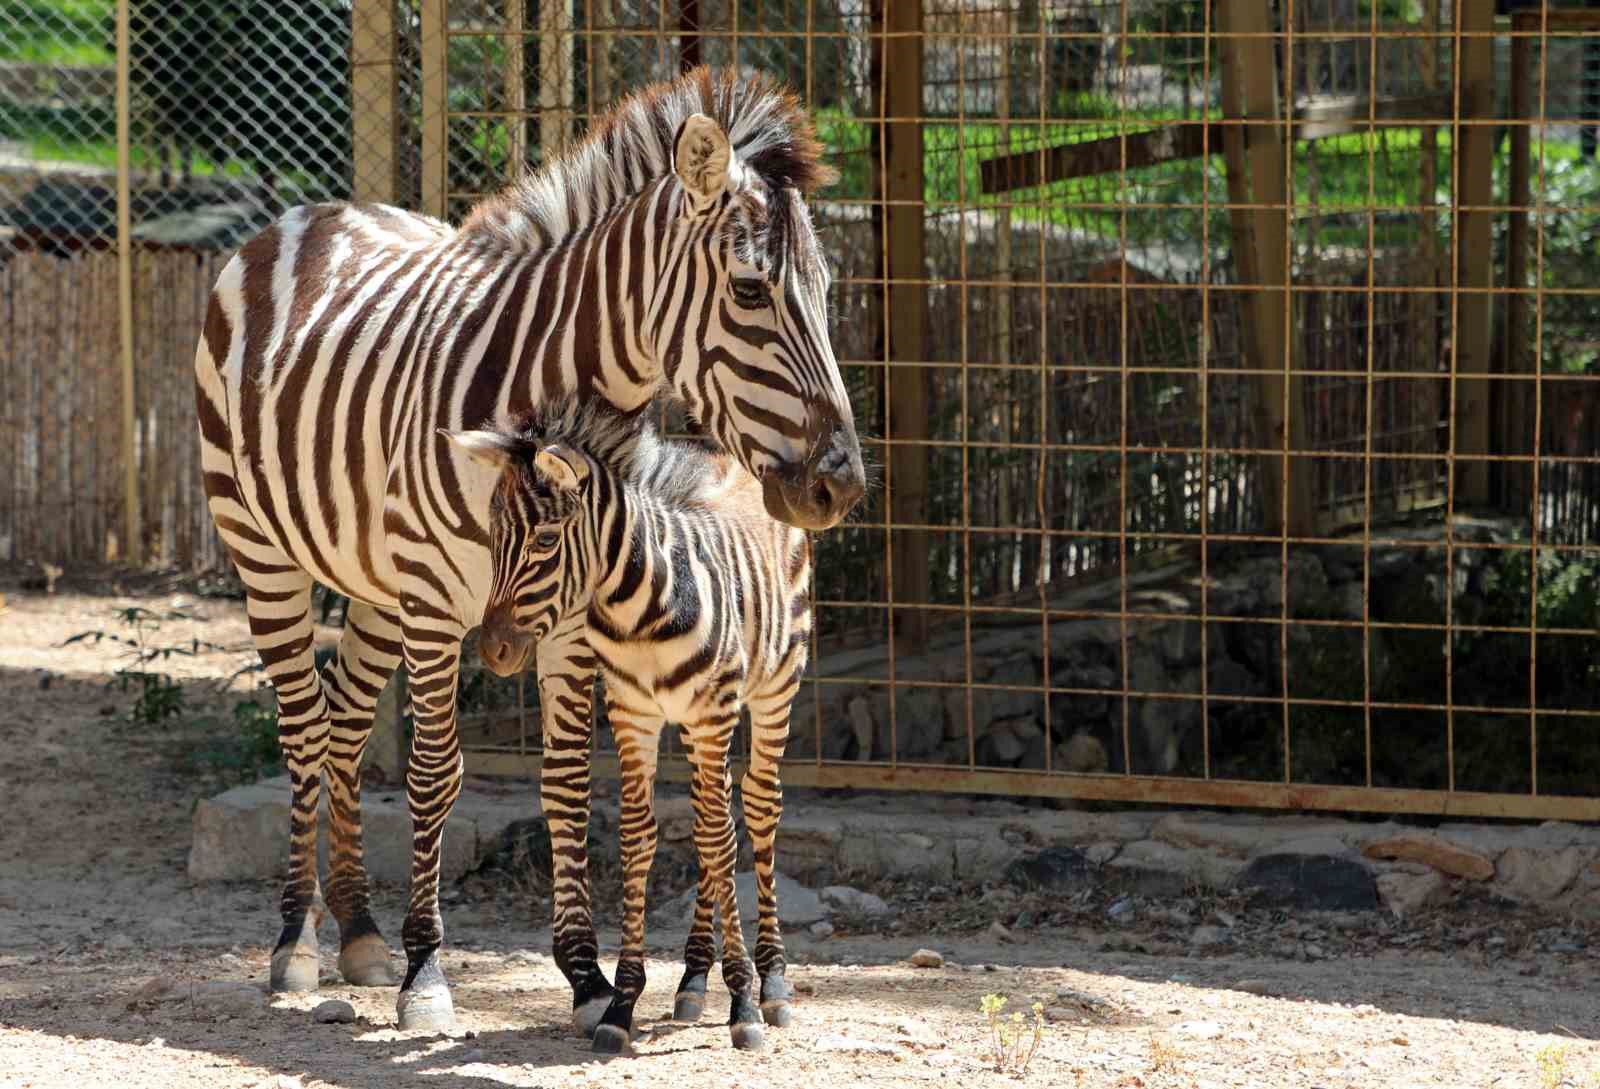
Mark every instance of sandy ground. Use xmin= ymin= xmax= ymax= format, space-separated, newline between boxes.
xmin=3 ymin=582 xmax=1600 ymax=1089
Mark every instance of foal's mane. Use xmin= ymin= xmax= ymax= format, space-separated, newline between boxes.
xmin=503 ymin=398 xmax=730 ymax=506
xmin=460 ymin=66 xmax=835 ymax=253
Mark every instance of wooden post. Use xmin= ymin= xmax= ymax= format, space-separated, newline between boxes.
xmin=115 ymin=0 xmax=140 ymax=565
xmin=506 ymin=0 xmax=528 ymax=178
xmin=874 ymin=0 xmax=929 ymax=649
xmin=351 ymin=0 xmax=400 ymax=205
xmin=420 ymin=0 xmax=448 ymax=220
xmin=679 ymin=0 xmax=701 ymax=73
xmin=1502 ymin=17 xmax=1534 ymax=511
xmin=1217 ymin=0 xmax=1313 ymax=538
xmin=539 ymin=0 xmax=574 ymax=160
xmin=1453 ymin=0 xmax=1496 ymax=508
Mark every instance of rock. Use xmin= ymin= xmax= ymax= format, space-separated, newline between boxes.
xmin=1085 ymin=843 xmax=1119 ymax=865
xmin=987 ymin=921 xmax=1015 ymax=943
xmin=189 ymin=776 xmax=526 ymax=885
xmin=187 ymin=981 xmax=265 ymax=1019
xmin=1233 ymin=851 xmax=1378 ymax=912
xmin=457 ymin=1048 xmax=484 ymax=1064
xmin=1108 ymin=839 xmax=1242 ymax=894
xmin=809 ymin=920 xmax=835 ymax=939
xmin=986 ymin=721 xmax=1028 ymax=763
xmin=909 ymin=949 xmax=944 ymax=969
xmin=1005 ymin=846 xmax=1091 ymax=891
xmin=1170 ymin=1020 xmax=1224 ymax=1040
xmin=1234 ymin=978 xmax=1277 ymax=996
xmin=107 ymin=933 xmax=135 ymax=950
xmin=889 ymin=1017 xmax=944 ymax=1050
xmin=815 ymin=1033 xmax=899 ymax=1055
xmin=1376 ymin=870 xmax=1448 ymax=918
xmin=821 ymin=886 xmax=891 ymax=917
xmin=1106 ymin=896 xmax=1135 ymax=923
xmin=1494 ymin=847 xmax=1591 ymax=903
xmin=1362 ymin=835 xmax=1494 ymax=880
xmin=1190 ymin=925 xmax=1230 ymax=949
xmin=312 ymin=999 xmax=357 ymax=1024
xmin=1041 ymin=1005 xmax=1074 ymax=1024
xmin=1059 ymin=732 xmax=1110 ymax=774
xmin=848 ymin=697 xmax=875 ymax=760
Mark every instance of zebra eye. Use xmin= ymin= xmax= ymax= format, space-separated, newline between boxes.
xmin=729 ymin=277 xmax=770 ymax=309
xmin=533 ymin=530 xmax=561 ymax=551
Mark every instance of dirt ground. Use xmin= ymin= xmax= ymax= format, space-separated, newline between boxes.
xmin=3 ymin=578 xmax=1600 ymax=1089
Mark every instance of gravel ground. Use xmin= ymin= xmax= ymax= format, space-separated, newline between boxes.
xmin=3 ymin=582 xmax=1599 ymax=1089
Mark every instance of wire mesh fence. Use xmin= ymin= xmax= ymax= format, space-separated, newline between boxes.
xmin=5 ymin=1 xmax=1600 ymax=817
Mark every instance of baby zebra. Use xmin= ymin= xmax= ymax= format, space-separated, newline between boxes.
xmin=445 ymin=402 xmax=812 ymax=1052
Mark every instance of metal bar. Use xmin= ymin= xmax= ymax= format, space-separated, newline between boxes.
xmin=463 ymin=750 xmax=1600 ymax=823
xmin=421 ymin=0 xmax=448 ymax=220
xmin=115 ymin=0 xmax=139 ymax=566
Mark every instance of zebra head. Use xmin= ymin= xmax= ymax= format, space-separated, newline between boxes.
xmin=655 ymin=100 xmax=866 ymax=532
xmin=441 ymin=429 xmax=594 ymax=677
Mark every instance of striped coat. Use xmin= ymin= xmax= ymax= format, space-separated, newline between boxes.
xmin=448 ymin=397 xmax=810 ymax=1052
xmin=193 ymin=67 xmax=863 ymax=1033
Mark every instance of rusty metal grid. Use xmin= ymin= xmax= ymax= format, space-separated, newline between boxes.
xmin=435 ymin=2 xmax=1600 ymax=821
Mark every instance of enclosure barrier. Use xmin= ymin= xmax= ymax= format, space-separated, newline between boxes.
xmin=5 ymin=2 xmax=1600 ymax=820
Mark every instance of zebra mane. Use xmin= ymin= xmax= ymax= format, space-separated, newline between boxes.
xmin=460 ymin=66 xmax=836 ymax=252
xmin=503 ymin=397 xmax=729 ymax=505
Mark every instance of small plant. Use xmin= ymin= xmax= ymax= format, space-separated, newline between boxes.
xmin=64 ymin=607 xmax=224 ymax=727
xmin=980 ymin=994 xmax=1045 ymax=1077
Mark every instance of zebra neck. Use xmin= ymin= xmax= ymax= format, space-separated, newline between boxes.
xmin=587 ymin=479 xmax=680 ymax=631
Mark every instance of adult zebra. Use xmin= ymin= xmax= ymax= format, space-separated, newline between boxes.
xmin=193 ymin=67 xmax=864 ymax=1033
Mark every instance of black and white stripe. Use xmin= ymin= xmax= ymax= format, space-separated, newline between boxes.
xmin=450 ymin=397 xmax=810 ymax=1052
xmin=192 ymin=67 xmax=861 ymax=1033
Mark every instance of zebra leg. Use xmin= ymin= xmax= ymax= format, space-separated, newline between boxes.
xmin=394 ymin=612 xmax=467 ymax=1033
xmin=592 ymin=713 xmax=662 ymax=1054
xmin=691 ymin=725 xmax=764 ymax=1051
xmin=672 ymin=766 xmax=722 ymax=1023
xmin=320 ymin=601 xmax=403 ymax=987
xmin=744 ymin=693 xmax=793 ymax=1028
xmin=237 ymin=566 xmax=332 ymax=993
xmin=535 ymin=620 xmax=616 ymax=1036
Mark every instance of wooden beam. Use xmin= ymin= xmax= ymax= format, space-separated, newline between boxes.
xmin=506 ymin=0 xmax=527 ymax=178
xmin=1218 ymin=0 xmax=1313 ymax=538
xmin=538 ymin=0 xmax=573 ymax=160
xmin=979 ymin=93 xmax=1456 ymax=195
xmin=875 ymin=0 xmax=930 ymax=650
xmin=1503 ymin=29 xmax=1534 ymax=511
xmin=115 ymin=0 xmax=139 ymax=565
xmin=420 ymin=0 xmax=448 ymax=220
xmin=1453 ymin=0 xmax=1496 ymax=508
xmin=463 ymin=749 xmax=1600 ymax=822
xmin=351 ymin=0 xmax=399 ymax=205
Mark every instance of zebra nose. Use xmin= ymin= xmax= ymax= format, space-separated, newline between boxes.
xmin=479 ymin=609 xmax=532 ymax=677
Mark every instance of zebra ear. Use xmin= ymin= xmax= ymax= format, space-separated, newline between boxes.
xmin=533 ymin=444 xmax=588 ymax=493
xmin=440 ymin=428 xmax=515 ymax=472
xmin=674 ymin=112 xmax=732 ymax=211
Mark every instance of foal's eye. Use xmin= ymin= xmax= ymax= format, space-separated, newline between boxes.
xmin=730 ymin=277 xmax=770 ymax=309
xmin=533 ymin=531 xmax=561 ymax=550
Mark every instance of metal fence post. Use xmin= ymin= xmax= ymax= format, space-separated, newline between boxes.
xmin=421 ymin=0 xmax=448 ymax=221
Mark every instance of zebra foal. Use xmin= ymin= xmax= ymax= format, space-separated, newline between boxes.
xmin=193 ymin=67 xmax=863 ymax=1032
xmin=447 ymin=399 xmax=810 ymax=1052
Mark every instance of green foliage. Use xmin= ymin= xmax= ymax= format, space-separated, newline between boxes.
xmin=181 ymin=693 xmax=282 ymax=786
xmin=979 ymin=994 xmax=1045 ymax=1077
xmin=63 ymin=606 xmax=220 ymax=727
xmin=0 ymin=0 xmax=114 ymax=65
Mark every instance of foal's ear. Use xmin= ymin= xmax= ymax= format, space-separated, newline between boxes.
xmin=532 ymin=443 xmax=589 ymax=493
xmin=440 ymin=428 xmax=517 ymax=472
xmin=674 ymin=112 xmax=734 ymax=213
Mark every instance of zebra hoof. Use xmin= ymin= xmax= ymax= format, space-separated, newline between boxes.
xmin=338 ymin=934 xmax=396 ymax=987
xmin=395 ymin=984 xmax=455 ymax=1033
xmin=573 ymin=995 xmax=613 ymax=1038
xmin=592 ymin=1024 xmax=631 ymax=1054
xmin=760 ymin=999 xmax=792 ymax=1028
xmin=672 ymin=992 xmax=705 ymax=1023
xmin=268 ymin=946 xmax=321 ymax=993
xmin=730 ymin=1022 xmax=767 ymax=1051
